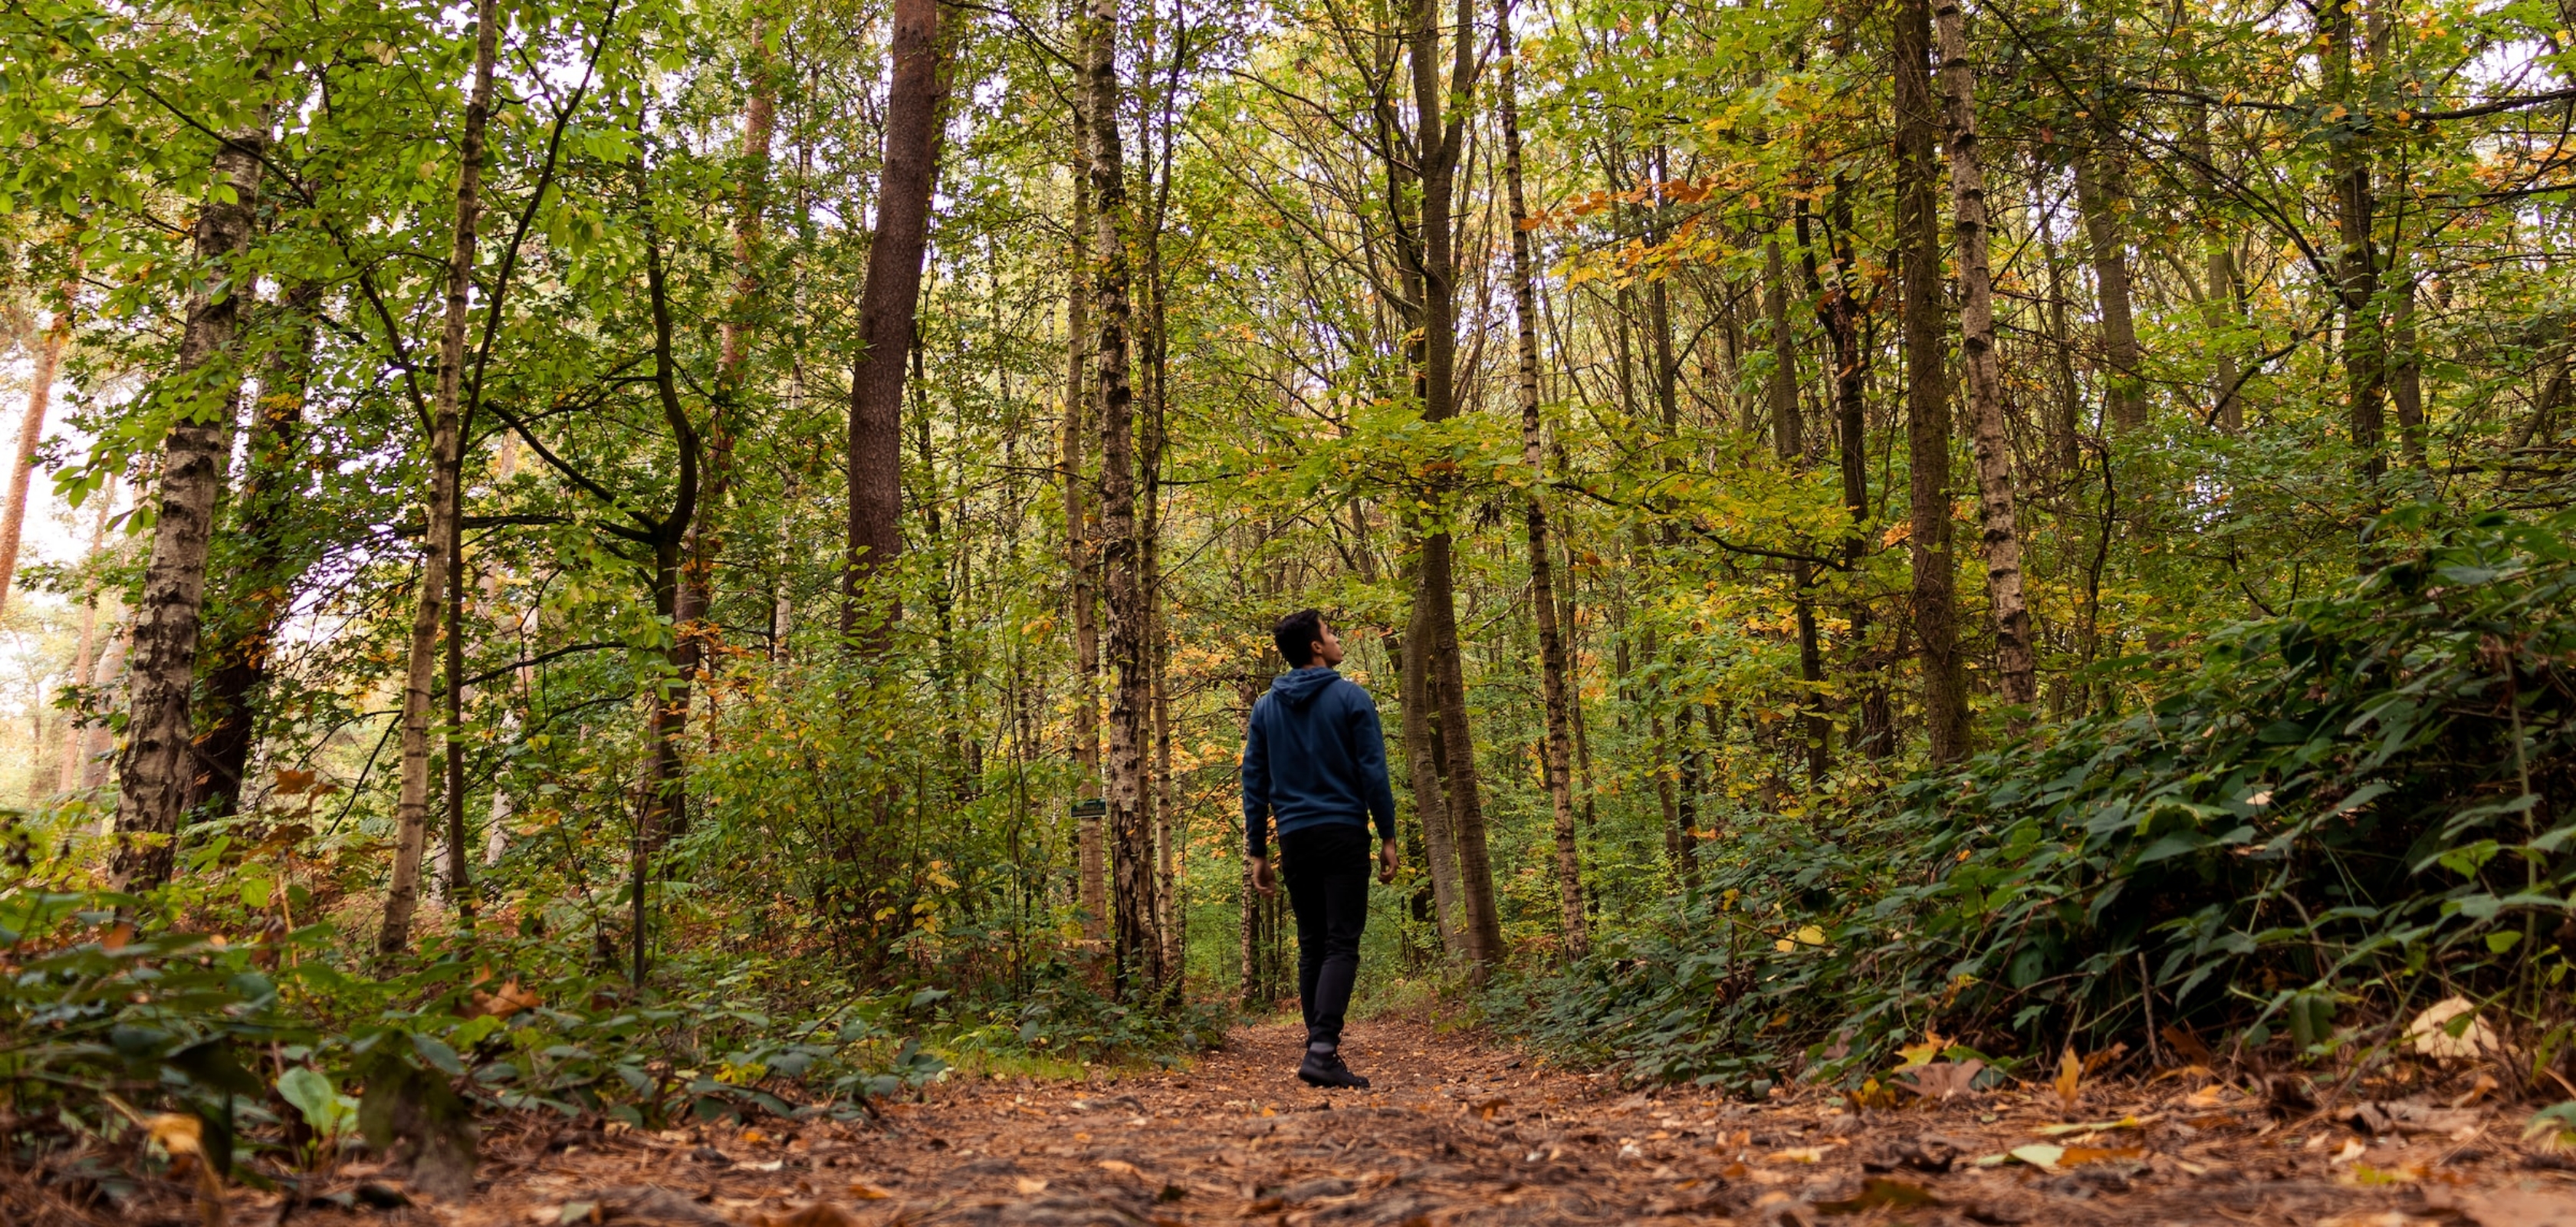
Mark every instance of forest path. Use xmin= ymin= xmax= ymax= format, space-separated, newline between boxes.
xmin=393 ymin=1018 xmax=2574 ymax=1227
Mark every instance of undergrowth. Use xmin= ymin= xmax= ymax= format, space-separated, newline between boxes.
xmin=1493 ymin=505 xmax=2576 ymax=1097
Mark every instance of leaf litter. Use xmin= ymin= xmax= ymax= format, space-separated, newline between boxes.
xmin=58 ymin=1018 xmax=2576 ymax=1226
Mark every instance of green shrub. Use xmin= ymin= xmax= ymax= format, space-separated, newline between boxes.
xmin=1497 ymin=507 xmax=2576 ymax=1092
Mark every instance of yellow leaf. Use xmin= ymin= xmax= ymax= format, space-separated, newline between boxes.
xmin=143 ymin=1114 xmax=203 ymax=1158
xmin=1793 ymin=925 xmax=1827 ymax=946
xmin=2055 ymin=1048 xmax=2083 ymax=1109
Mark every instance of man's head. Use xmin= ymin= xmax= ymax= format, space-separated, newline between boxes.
xmin=1273 ymin=608 xmax=1344 ymax=669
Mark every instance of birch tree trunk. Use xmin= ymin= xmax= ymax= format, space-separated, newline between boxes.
xmin=1086 ymin=0 xmax=1165 ymax=998
xmin=112 ymin=117 xmax=268 ymax=891
xmin=1059 ymin=100 xmax=1108 ymax=953
xmin=380 ymin=0 xmax=498 ymax=951
xmin=1497 ymin=16 xmax=1587 ymax=958
xmin=1935 ymin=0 xmax=2036 ymax=714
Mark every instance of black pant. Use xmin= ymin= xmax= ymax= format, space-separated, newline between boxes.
xmin=1280 ymin=823 xmax=1372 ymax=1049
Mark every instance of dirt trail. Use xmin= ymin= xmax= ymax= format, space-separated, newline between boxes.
xmin=260 ymin=1019 xmax=2576 ymax=1226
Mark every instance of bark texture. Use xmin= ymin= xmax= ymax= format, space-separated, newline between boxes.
xmin=1896 ymin=0 xmax=1969 ymax=762
xmin=113 ymin=118 xmax=268 ymax=890
xmin=1497 ymin=18 xmax=1587 ymax=957
xmin=1086 ymin=0 xmax=1165 ymax=998
xmin=1935 ymin=0 xmax=2036 ymax=713
xmin=844 ymin=0 xmax=947 ymax=641
xmin=381 ymin=0 xmax=498 ymax=952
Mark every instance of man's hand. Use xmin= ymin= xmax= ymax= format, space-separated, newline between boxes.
xmin=1378 ymin=840 xmax=1401 ymax=886
xmin=1248 ymin=855 xmax=1280 ymax=897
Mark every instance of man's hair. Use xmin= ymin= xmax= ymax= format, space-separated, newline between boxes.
xmin=1273 ymin=608 xmax=1327 ymax=666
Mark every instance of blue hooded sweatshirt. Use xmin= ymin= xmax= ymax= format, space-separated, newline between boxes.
xmin=1241 ymin=666 xmax=1398 ymax=857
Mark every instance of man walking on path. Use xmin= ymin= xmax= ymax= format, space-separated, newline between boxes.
xmin=1243 ymin=609 xmax=1401 ymax=1088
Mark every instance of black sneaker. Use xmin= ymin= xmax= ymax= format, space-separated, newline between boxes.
xmin=1298 ymin=1048 xmax=1371 ymax=1089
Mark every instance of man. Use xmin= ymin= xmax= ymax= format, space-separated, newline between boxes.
xmin=1242 ymin=608 xmax=1401 ymax=1089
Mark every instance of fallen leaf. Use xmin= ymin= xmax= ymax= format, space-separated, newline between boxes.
xmin=1472 ymin=1095 xmax=1509 ymax=1119
xmin=1014 ymin=1177 xmax=1049 ymax=1195
xmin=2008 ymin=1143 xmax=2065 ymax=1170
xmin=2061 ymin=1145 xmax=2144 ymax=1166
xmin=2407 ymin=996 xmax=2502 ymax=1061
xmin=1766 ymin=1146 xmax=1827 ymax=1163
xmin=2182 ymin=1084 xmax=2241 ymax=1110
xmin=463 ymin=974 xmax=538 ymax=1021
xmin=2452 ymin=1072 xmax=2502 ymax=1108
xmin=2331 ymin=1138 xmax=2367 ymax=1163
xmin=1895 ymin=1059 xmax=1985 ymax=1101
xmin=1098 ymin=1159 xmax=1138 ymax=1176
xmin=846 ymin=1182 xmax=892 ymax=1199
xmin=2054 ymin=1049 xmax=2084 ymax=1110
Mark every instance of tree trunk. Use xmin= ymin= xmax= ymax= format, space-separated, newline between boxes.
xmin=843 ymin=0 xmax=947 ymax=643
xmin=1497 ymin=17 xmax=1586 ymax=958
xmin=0 ymin=265 xmax=77 ymax=620
xmin=1798 ymin=183 xmax=1888 ymax=758
xmin=380 ymin=0 xmax=497 ymax=951
xmin=1060 ymin=100 xmax=1107 ymax=954
xmin=1086 ymin=0 xmax=1163 ymax=999
xmin=112 ymin=117 xmax=268 ymax=892
xmin=190 ymin=281 xmax=323 ymax=821
xmin=1768 ymin=238 xmax=1831 ymax=778
xmin=84 ymin=619 xmax=128 ymax=792
xmin=675 ymin=18 xmax=778 ymax=713
xmin=1401 ymin=0 xmax=1500 ymax=968
xmin=1394 ymin=620 xmax=1464 ymax=957
xmin=2326 ymin=0 xmax=2385 ymax=479
xmin=2072 ymin=148 xmax=2147 ymax=434
xmin=1934 ymin=0 xmax=2035 ymax=715
xmin=1896 ymin=0 xmax=1967 ymax=762
xmin=60 ymin=481 xmax=117 ymax=794
xmin=2394 ymin=260 xmax=2424 ymax=464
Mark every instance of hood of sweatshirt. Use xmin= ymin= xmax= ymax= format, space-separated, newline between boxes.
xmin=1269 ymin=666 xmax=1342 ymax=709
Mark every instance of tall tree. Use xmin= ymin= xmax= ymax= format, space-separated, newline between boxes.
xmin=1497 ymin=8 xmax=1586 ymax=958
xmin=1934 ymin=0 xmax=2034 ymax=714
xmin=1086 ymin=0 xmax=1164 ymax=997
xmin=1895 ymin=0 xmax=1967 ymax=762
xmin=381 ymin=0 xmax=499 ymax=950
xmin=0 ymin=260 xmax=75 ymax=620
xmin=1061 ymin=107 xmax=1108 ymax=953
xmin=111 ymin=115 xmax=268 ymax=891
xmin=1414 ymin=0 xmax=1503 ymax=966
xmin=844 ymin=0 xmax=949 ymax=642
xmin=675 ymin=10 xmax=780 ymax=706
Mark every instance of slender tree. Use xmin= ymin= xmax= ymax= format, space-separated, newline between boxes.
xmin=113 ymin=116 xmax=268 ymax=891
xmin=1497 ymin=8 xmax=1586 ymax=957
xmin=1895 ymin=0 xmax=1967 ymax=762
xmin=381 ymin=0 xmax=499 ymax=950
xmin=1935 ymin=0 xmax=2035 ymax=714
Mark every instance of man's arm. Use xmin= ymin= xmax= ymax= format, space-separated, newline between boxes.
xmin=1351 ymin=691 xmax=1398 ymax=846
xmin=1241 ymin=697 xmax=1271 ymax=860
